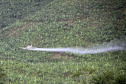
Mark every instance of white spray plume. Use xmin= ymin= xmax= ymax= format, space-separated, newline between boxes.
xmin=19 ymin=40 xmax=126 ymax=54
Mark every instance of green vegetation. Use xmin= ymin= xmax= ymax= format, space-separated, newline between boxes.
xmin=0 ymin=67 xmax=7 ymax=84
xmin=0 ymin=0 xmax=126 ymax=83
xmin=0 ymin=0 xmax=53 ymax=29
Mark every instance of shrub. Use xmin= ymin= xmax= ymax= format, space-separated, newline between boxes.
xmin=91 ymin=71 xmax=114 ymax=84
xmin=0 ymin=67 xmax=7 ymax=84
xmin=115 ymin=74 xmax=126 ymax=84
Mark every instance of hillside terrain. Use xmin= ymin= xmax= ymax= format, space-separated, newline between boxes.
xmin=0 ymin=0 xmax=126 ymax=84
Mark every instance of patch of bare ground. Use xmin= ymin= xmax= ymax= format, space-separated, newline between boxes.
xmin=64 ymin=71 xmax=73 ymax=78
xmin=63 ymin=0 xmax=84 ymax=5
xmin=58 ymin=20 xmax=79 ymax=28
xmin=49 ymin=52 xmax=76 ymax=61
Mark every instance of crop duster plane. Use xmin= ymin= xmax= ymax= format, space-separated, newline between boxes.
xmin=19 ymin=45 xmax=37 ymax=50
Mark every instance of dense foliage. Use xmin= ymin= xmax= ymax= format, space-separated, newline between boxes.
xmin=0 ymin=0 xmax=53 ymax=29
xmin=0 ymin=67 xmax=7 ymax=84
xmin=0 ymin=0 xmax=126 ymax=83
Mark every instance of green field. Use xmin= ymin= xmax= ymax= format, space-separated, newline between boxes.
xmin=0 ymin=0 xmax=126 ymax=84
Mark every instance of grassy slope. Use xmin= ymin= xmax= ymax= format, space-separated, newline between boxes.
xmin=0 ymin=0 xmax=53 ymax=29
xmin=0 ymin=0 xmax=126 ymax=83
